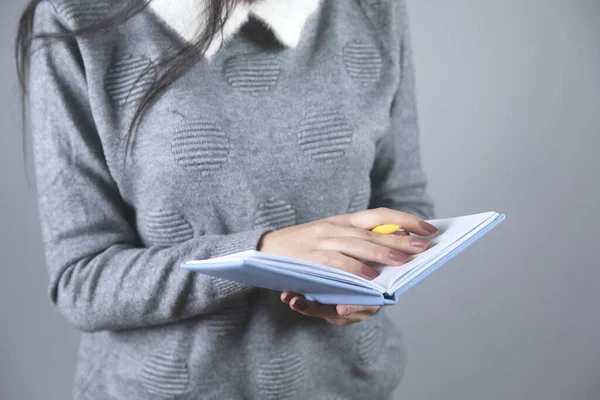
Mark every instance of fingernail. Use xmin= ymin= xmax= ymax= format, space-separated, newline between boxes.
xmin=293 ymin=299 xmax=309 ymax=311
xmin=360 ymin=265 xmax=381 ymax=279
xmin=388 ymin=250 xmax=409 ymax=262
xmin=419 ymin=221 xmax=438 ymax=234
xmin=410 ymin=239 xmax=430 ymax=249
xmin=282 ymin=293 xmax=293 ymax=303
xmin=337 ymin=306 xmax=348 ymax=316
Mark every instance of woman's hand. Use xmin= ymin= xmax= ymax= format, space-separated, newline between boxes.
xmin=258 ymin=207 xmax=438 ymax=325
xmin=280 ymin=292 xmax=382 ymax=326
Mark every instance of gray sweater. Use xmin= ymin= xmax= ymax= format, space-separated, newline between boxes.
xmin=29 ymin=0 xmax=434 ymax=398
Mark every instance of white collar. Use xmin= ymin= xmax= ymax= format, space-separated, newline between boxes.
xmin=149 ymin=0 xmax=321 ymax=58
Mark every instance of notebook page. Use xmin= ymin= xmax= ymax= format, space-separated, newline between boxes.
xmin=372 ymin=212 xmax=497 ymax=290
xmin=188 ymin=250 xmax=385 ymax=291
xmin=252 ymin=252 xmax=385 ymax=291
xmin=188 ymin=249 xmax=346 ymax=274
xmin=388 ymin=213 xmax=500 ymax=293
xmin=257 ymin=259 xmax=385 ymax=292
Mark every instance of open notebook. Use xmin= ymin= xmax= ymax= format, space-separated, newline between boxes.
xmin=182 ymin=211 xmax=505 ymax=305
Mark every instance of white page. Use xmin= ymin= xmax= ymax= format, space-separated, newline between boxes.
xmin=389 ymin=213 xmax=499 ymax=293
xmin=249 ymin=252 xmax=385 ymax=291
xmin=257 ymin=259 xmax=385 ymax=292
xmin=372 ymin=212 xmax=498 ymax=289
xmin=185 ymin=250 xmax=258 ymax=264
xmin=187 ymin=250 xmax=385 ymax=291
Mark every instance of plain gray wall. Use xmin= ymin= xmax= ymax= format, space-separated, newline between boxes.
xmin=1 ymin=1 xmax=599 ymax=399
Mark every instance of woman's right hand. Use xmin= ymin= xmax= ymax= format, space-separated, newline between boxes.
xmin=257 ymin=207 xmax=438 ymax=280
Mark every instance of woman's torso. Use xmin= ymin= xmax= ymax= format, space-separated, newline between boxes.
xmin=50 ymin=0 xmax=409 ymax=398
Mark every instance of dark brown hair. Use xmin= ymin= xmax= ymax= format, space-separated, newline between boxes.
xmin=16 ymin=0 xmax=241 ymax=155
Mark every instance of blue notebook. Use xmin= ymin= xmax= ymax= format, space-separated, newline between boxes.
xmin=181 ymin=211 xmax=505 ymax=305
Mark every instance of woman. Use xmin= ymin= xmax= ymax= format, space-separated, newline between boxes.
xmin=17 ymin=0 xmax=436 ymax=398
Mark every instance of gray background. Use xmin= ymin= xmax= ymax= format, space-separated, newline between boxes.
xmin=1 ymin=0 xmax=598 ymax=399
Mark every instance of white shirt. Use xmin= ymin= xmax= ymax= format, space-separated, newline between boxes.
xmin=149 ymin=0 xmax=321 ymax=57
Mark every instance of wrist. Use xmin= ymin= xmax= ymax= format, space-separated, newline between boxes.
xmin=257 ymin=230 xmax=274 ymax=251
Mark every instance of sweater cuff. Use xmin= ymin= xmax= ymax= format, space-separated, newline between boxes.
xmin=210 ymin=228 xmax=272 ymax=258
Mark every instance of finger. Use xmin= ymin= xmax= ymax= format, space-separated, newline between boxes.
xmin=285 ymin=295 xmax=380 ymax=320
xmin=336 ymin=304 xmax=380 ymax=317
xmin=321 ymin=236 xmax=409 ymax=265
xmin=280 ymin=292 xmax=295 ymax=304
xmin=289 ymin=296 xmax=340 ymax=319
xmin=346 ymin=208 xmax=439 ymax=236
xmin=365 ymin=229 xmax=430 ymax=253
xmin=325 ymin=312 xmax=373 ymax=326
xmin=305 ymin=250 xmax=381 ymax=279
xmin=322 ymin=233 xmax=429 ymax=265
xmin=321 ymin=224 xmax=430 ymax=257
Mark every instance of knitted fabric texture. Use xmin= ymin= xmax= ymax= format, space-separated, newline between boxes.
xmin=29 ymin=0 xmax=434 ymax=398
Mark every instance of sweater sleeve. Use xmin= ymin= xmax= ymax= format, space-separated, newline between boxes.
xmin=369 ymin=1 xmax=435 ymax=220
xmin=29 ymin=1 xmax=269 ymax=333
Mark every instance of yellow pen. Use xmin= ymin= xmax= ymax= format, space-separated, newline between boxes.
xmin=371 ymin=224 xmax=406 ymax=235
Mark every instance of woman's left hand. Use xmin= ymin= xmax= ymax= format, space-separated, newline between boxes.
xmin=280 ymin=292 xmax=380 ymax=326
